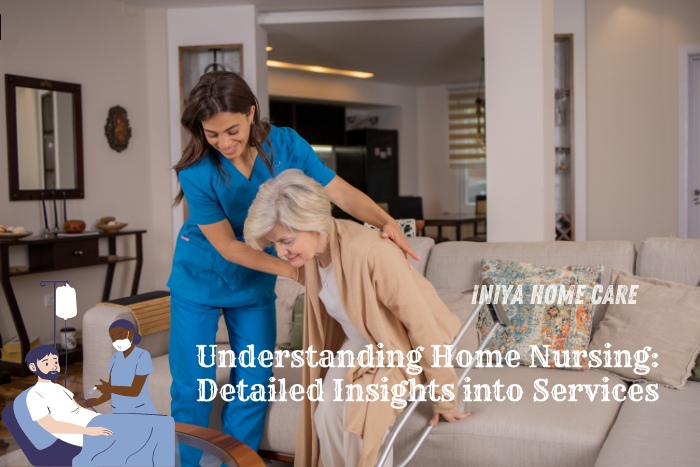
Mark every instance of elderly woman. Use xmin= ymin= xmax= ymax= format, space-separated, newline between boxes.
xmin=244 ymin=169 xmax=468 ymax=467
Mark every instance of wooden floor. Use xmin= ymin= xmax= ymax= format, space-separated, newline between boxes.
xmin=0 ymin=362 xmax=84 ymax=439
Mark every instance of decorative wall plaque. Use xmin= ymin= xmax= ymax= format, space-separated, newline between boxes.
xmin=104 ymin=105 xmax=131 ymax=152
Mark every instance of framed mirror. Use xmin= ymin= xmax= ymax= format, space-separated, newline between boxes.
xmin=5 ymin=74 xmax=84 ymax=201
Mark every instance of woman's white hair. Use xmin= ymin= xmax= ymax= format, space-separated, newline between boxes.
xmin=244 ymin=169 xmax=332 ymax=250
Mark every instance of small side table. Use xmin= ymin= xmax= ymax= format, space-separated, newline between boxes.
xmin=176 ymin=422 xmax=266 ymax=467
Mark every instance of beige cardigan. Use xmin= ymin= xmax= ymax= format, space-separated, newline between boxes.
xmin=294 ymin=219 xmax=461 ymax=467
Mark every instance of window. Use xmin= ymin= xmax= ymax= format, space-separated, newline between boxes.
xmin=465 ymin=165 xmax=486 ymax=204
xmin=452 ymin=165 xmax=486 ymax=215
xmin=449 ymin=87 xmax=486 ymax=212
xmin=448 ymin=88 xmax=486 ymax=165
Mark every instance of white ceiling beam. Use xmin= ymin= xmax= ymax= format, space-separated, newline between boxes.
xmin=258 ymin=6 xmax=484 ymax=25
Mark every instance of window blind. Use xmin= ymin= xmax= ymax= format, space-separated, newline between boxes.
xmin=448 ymin=88 xmax=486 ymax=164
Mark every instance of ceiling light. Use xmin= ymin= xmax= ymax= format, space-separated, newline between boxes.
xmin=266 ymin=60 xmax=373 ymax=79
xmin=310 ymin=145 xmax=334 ymax=154
xmin=266 ymin=46 xmax=273 ymax=52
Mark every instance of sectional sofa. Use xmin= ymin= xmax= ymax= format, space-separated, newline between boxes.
xmin=82 ymin=236 xmax=700 ymax=466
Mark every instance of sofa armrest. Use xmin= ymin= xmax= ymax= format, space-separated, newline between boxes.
xmin=82 ymin=304 xmax=170 ymax=400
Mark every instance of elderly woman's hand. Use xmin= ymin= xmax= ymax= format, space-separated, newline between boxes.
xmin=429 ymin=409 xmax=471 ymax=426
xmin=381 ymin=220 xmax=420 ymax=262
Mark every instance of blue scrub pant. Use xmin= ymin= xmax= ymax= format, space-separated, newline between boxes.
xmin=169 ymin=292 xmax=276 ymax=465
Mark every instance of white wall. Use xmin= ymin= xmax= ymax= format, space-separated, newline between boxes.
xmin=586 ymin=0 xmax=700 ymax=245
xmin=268 ymin=68 xmax=420 ymax=196
xmin=145 ymin=8 xmax=174 ymax=290
xmin=485 ymin=0 xmax=555 ymax=242
xmin=0 ymin=0 xmax=170 ymax=348
xmin=416 ymin=86 xmax=456 ymax=217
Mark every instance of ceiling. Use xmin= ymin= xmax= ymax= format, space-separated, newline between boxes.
xmin=123 ymin=0 xmax=484 ymax=87
xmin=124 ymin=0 xmax=480 ymax=12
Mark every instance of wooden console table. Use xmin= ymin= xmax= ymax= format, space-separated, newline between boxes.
xmin=424 ymin=215 xmax=486 ymax=241
xmin=0 ymin=229 xmax=145 ymax=377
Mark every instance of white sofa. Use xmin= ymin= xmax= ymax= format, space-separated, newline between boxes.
xmin=83 ymin=236 xmax=700 ymax=466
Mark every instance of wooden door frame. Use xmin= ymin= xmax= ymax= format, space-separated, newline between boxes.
xmin=678 ymin=45 xmax=700 ymax=237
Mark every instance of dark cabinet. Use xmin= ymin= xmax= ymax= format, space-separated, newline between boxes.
xmin=28 ymin=238 xmax=99 ymax=270
xmin=335 ymin=129 xmax=399 ymax=204
xmin=269 ymin=100 xmax=346 ymax=146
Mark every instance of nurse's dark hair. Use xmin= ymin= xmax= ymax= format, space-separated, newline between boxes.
xmin=173 ymin=71 xmax=274 ymax=206
xmin=109 ymin=319 xmax=142 ymax=345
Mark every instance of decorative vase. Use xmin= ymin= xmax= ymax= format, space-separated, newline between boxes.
xmin=58 ymin=327 xmax=77 ymax=351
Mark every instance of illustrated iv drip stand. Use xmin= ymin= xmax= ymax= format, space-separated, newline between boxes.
xmin=39 ymin=280 xmax=74 ymax=387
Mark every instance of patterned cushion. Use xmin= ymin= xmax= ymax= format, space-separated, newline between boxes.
xmin=364 ymin=218 xmax=417 ymax=237
xmin=477 ymin=258 xmax=603 ymax=370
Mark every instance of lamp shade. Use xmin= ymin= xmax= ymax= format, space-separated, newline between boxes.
xmin=56 ymin=284 xmax=77 ymax=319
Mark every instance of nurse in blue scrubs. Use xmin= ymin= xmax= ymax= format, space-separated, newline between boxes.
xmin=168 ymin=71 xmax=417 ymax=459
xmin=84 ymin=319 xmax=157 ymax=415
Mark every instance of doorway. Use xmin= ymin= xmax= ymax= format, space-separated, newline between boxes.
xmin=679 ymin=47 xmax=700 ymax=238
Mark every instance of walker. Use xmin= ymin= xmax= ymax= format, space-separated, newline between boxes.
xmin=377 ymin=277 xmax=511 ymax=467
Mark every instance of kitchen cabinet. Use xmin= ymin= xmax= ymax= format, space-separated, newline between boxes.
xmin=269 ymin=100 xmax=346 ymax=146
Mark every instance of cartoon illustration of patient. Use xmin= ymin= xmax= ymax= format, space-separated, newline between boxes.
xmin=81 ymin=319 xmax=158 ymax=414
xmin=26 ymin=345 xmax=112 ymax=449
xmin=3 ymin=339 xmax=174 ymax=466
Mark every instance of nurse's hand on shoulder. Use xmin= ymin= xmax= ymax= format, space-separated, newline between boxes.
xmin=429 ymin=409 xmax=471 ymax=426
xmin=323 ymin=177 xmax=419 ymax=262
xmin=381 ymin=220 xmax=419 ymax=262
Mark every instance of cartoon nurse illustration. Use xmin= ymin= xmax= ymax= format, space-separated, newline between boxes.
xmin=82 ymin=319 xmax=158 ymax=414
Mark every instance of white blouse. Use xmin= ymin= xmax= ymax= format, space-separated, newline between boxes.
xmin=318 ymin=261 xmax=369 ymax=346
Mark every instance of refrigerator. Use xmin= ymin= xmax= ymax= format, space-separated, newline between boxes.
xmin=334 ymin=129 xmax=399 ymax=210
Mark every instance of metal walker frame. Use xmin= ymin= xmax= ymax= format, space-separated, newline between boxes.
xmin=377 ymin=277 xmax=511 ymax=467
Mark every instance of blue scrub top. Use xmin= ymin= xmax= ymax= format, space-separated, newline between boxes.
xmin=167 ymin=125 xmax=336 ymax=307
xmin=109 ymin=347 xmax=158 ymax=414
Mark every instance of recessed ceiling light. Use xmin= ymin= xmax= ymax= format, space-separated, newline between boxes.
xmin=266 ymin=60 xmax=373 ymax=79
xmin=266 ymin=46 xmax=273 ymax=52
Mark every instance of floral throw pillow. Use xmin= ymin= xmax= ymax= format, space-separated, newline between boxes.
xmin=477 ymin=259 xmax=603 ymax=370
